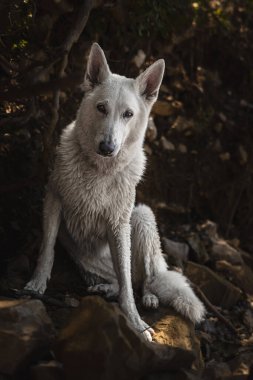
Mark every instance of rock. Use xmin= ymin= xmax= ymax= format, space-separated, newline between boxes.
xmin=30 ymin=360 xmax=63 ymax=380
xmin=185 ymin=262 xmax=242 ymax=308
xmin=218 ymin=112 xmax=227 ymax=122
xmin=200 ymin=220 xmax=243 ymax=265
xmin=64 ymin=296 xmax=80 ymax=308
xmin=0 ymin=299 xmax=55 ymax=375
xmin=171 ymin=116 xmax=194 ymax=132
xmin=228 ymin=352 xmax=253 ymax=377
xmin=132 ymin=49 xmax=146 ymax=68
xmin=160 ymin=136 xmax=175 ymax=151
xmin=213 ymin=139 xmax=222 ymax=152
xmin=212 ymin=240 xmax=243 ymax=265
xmin=203 ymin=360 xmax=232 ymax=379
xmin=240 ymin=250 xmax=253 ymax=270
xmin=55 ymin=296 xmax=196 ymax=380
xmin=144 ymin=143 xmax=153 ymax=155
xmin=152 ymin=100 xmax=174 ymax=116
xmin=238 ymin=145 xmax=248 ymax=165
xmin=143 ymin=306 xmax=204 ymax=371
xmin=243 ymin=309 xmax=253 ymax=332
xmin=146 ymin=117 xmax=158 ymax=142
xmin=213 ymin=122 xmax=223 ymax=133
xmin=216 ymin=261 xmax=253 ymax=295
xmin=186 ymin=234 xmax=209 ymax=264
xmin=178 ymin=143 xmax=188 ymax=153
xmin=162 ymin=237 xmax=189 ymax=268
xmin=219 ymin=152 xmax=230 ymax=161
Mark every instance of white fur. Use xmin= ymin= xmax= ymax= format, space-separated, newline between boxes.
xmin=25 ymin=43 xmax=205 ymax=340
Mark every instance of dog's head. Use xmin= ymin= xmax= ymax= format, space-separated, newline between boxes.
xmin=77 ymin=43 xmax=164 ymax=159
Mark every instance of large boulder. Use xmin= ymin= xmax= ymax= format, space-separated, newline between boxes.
xmin=55 ymin=296 xmax=198 ymax=380
xmin=0 ymin=299 xmax=55 ymax=375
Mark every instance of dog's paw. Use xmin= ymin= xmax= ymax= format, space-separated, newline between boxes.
xmin=138 ymin=320 xmax=154 ymax=342
xmin=24 ymin=278 xmax=47 ymax=294
xmin=142 ymin=293 xmax=159 ymax=309
xmin=87 ymin=283 xmax=119 ymax=298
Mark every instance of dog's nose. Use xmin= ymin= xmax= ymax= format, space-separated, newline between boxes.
xmin=98 ymin=141 xmax=115 ymax=156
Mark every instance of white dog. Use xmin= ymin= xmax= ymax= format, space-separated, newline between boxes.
xmin=25 ymin=43 xmax=205 ymax=341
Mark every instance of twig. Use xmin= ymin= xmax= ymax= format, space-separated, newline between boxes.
xmin=191 ymin=282 xmax=238 ymax=334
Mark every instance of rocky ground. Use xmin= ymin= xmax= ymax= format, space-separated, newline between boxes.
xmin=0 ymin=216 xmax=253 ymax=379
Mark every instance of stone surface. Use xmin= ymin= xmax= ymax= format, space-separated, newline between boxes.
xmin=146 ymin=117 xmax=158 ymax=142
xmin=55 ymin=296 xmax=197 ymax=380
xmin=228 ymin=352 xmax=253 ymax=377
xmin=0 ymin=299 xmax=55 ymax=375
xmin=185 ymin=261 xmax=242 ymax=308
xmin=160 ymin=136 xmax=175 ymax=151
xmin=143 ymin=306 xmax=204 ymax=371
xmin=201 ymin=221 xmax=243 ymax=265
xmin=186 ymin=234 xmax=209 ymax=264
xmin=152 ymin=100 xmax=174 ymax=116
xmin=215 ymin=260 xmax=253 ymax=295
xmin=162 ymin=237 xmax=189 ymax=268
xmin=30 ymin=360 xmax=63 ymax=380
xmin=202 ymin=361 xmax=232 ymax=379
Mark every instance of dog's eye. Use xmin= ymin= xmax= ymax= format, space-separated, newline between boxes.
xmin=123 ymin=110 xmax=133 ymax=119
xmin=97 ymin=104 xmax=107 ymax=114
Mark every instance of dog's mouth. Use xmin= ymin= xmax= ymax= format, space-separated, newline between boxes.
xmin=96 ymin=150 xmax=115 ymax=158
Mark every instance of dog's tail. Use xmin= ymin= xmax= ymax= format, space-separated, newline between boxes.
xmin=148 ymin=270 xmax=205 ymax=324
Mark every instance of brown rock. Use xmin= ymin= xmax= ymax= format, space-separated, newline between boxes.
xmin=216 ymin=261 xmax=253 ymax=295
xmin=199 ymin=221 xmax=243 ymax=265
xmin=171 ymin=116 xmax=194 ymax=132
xmin=185 ymin=261 xmax=242 ymax=308
xmin=203 ymin=361 xmax=232 ymax=379
xmin=152 ymin=100 xmax=174 ymax=116
xmin=186 ymin=234 xmax=209 ymax=264
xmin=178 ymin=143 xmax=188 ymax=154
xmin=146 ymin=117 xmax=158 ymax=142
xmin=0 ymin=299 xmax=55 ymax=375
xmin=143 ymin=306 xmax=204 ymax=371
xmin=160 ymin=136 xmax=175 ymax=151
xmin=212 ymin=240 xmax=243 ymax=265
xmin=55 ymin=296 xmax=196 ymax=380
xmin=228 ymin=352 xmax=253 ymax=377
xmin=30 ymin=360 xmax=63 ymax=380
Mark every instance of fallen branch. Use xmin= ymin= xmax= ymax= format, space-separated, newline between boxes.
xmin=191 ymin=282 xmax=238 ymax=334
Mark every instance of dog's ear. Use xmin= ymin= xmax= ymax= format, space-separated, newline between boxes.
xmin=136 ymin=59 xmax=165 ymax=102
xmin=84 ymin=43 xmax=110 ymax=89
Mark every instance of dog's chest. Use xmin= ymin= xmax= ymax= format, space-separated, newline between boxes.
xmin=57 ymin=165 xmax=133 ymax=244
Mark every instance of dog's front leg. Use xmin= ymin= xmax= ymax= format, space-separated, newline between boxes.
xmin=107 ymin=222 xmax=154 ymax=341
xmin=25 ymin=190 xmax=61 ymax=294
